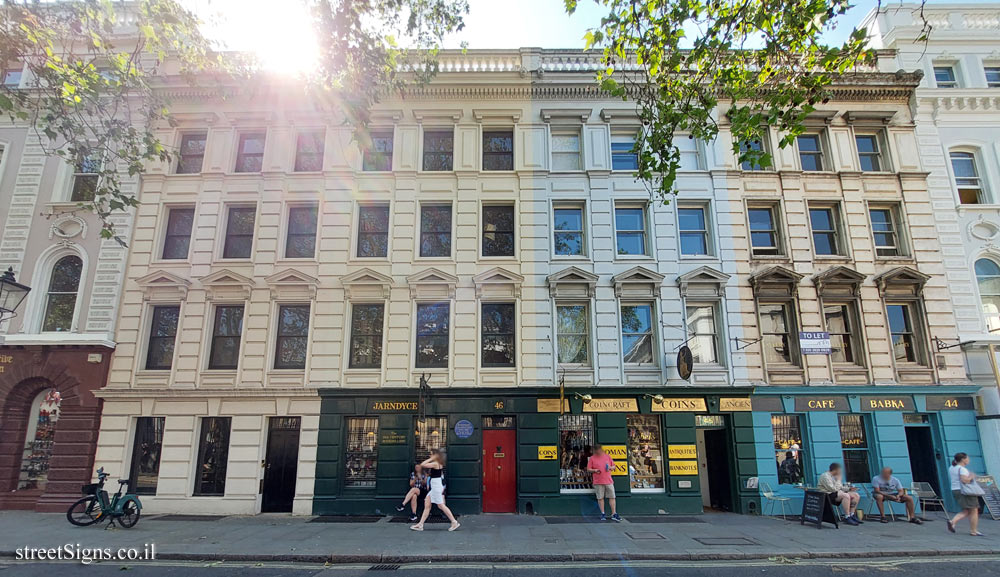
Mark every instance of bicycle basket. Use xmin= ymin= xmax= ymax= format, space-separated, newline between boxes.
xmin=81 ymin=483 xmax=99 ymax=495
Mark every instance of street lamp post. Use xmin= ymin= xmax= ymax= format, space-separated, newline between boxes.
xmin=0 ymin=267 xmax=31 ymax=322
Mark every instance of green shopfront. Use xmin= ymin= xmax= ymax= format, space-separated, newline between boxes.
xmin=312 ymin=389 xmax=762 ymax=516
xmin=751 ymin=387 xmax=985 ymax=515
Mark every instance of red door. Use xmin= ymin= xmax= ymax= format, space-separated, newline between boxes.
xmin=482 ymin=429 xmax=517 ymax=513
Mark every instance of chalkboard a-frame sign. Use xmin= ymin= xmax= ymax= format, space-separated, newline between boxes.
xmin=800 ymin=490 xmax=839 ymax=528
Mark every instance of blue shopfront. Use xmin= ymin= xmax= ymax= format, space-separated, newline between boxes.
xmin=751 ymin=388 xmax=984 ymax=516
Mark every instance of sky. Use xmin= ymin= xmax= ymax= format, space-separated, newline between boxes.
xmin=179 ymin=0 xmax=997 ymax=73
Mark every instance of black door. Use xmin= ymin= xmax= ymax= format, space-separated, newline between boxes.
xmin=906 ymin=426 xmax=941 ymax=499
xmin=262 ymin=417 xmax=301 ymax=513
xmin=704 ymin=428 xmax=734 ymax=511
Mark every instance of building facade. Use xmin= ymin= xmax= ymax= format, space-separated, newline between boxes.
xmin=93 ymin=47 xmax=985 ymax=517
xmin=0 ymin=65 xmax=137 ymax=510
xmin=865 ymin=3 xmax=1000 ymax=482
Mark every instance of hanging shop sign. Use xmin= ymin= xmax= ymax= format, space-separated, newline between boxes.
xmin=536 ymin=399 xmax=570 ymax=413
xmin=454 ymin=419 xmax=474 ymax=439
xmin=859 ymin=396 xmax=915 ymax=412
xmin=582 ymin=398 xmax=639 ymax=413
xmin=369 ymin=400 xmax=419 ymax=413
xmin=603 ymin=445 xmax=629 ymax=476
xmin=667 ymin=444 xmax=698 ymax=459
xmin=669 ymin=460 xmax=699 ymax=476
xmin=799 ymin=331 xmax=832 ymax=355
xmin=537 ymin=446 xmax=558 ymax=460
xmin=651 ymin=397 xmax=707 ymax=413
xmin=677 ymin=346 xmax=693 ymax=381
xmin=793 ymin=396 xmax=848 ymax=411
xmin=719 ymin=398 xmax=752 ymax=412
xmin=925 ymin=396 xmax=975 ymax=411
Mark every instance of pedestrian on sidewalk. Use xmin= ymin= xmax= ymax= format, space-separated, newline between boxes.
xmin=587 ymin=444 xmax=621 ymax=522
xmin=818 ymin=463 xmax=862 ymax=525
xmin=396 ymin=464 xmax=428 ymax=522
xmin=948 ymin=452 xmax=984 ymax=536
xmin=410 ymin=449 xmax=460 ymax=532
xmin=871 ymin=467 xmax=921 ymax=524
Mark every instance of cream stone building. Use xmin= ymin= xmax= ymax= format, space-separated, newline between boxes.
xmin=94 ymin=47 xmax=985 ymax=517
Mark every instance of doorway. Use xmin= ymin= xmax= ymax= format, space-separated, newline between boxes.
xmin=905 ymin=421 xmax=941 ymax=500
xmin=482 ymin=416 xmax=516 ymax=513
xmin=696 ymin=426 xmax=734 ymax=512
xmin=262 ymin=416 xmax=301 ymax=513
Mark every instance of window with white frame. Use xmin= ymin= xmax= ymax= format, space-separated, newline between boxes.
xmin=975 ymin=258 xmax=1000 ymax=333
xmin=349 ymin=303 xmax=385 ymax=369
xmin=611 ymin=132 xmax=638 ymax=171
xmin=553 ymin=205 xmax=585 ymax=257
xmin=678 ymin=205 xmax=710 ymax=256
xmin=950 ymin=150 xmax=988 ymax=204
xmin=758 ymin=302 xmax=797 ymax=366
xmin=274 ymin=304 xmax=310 ymax=370
xmin=415 ymin=302 xmax=449 ymax=368
xmin=357 ymin=204 xmax=390 ymax=258
xmin=676 ymin=134 xmax=701 ymax=170
xmin=482 ymin=130 xmax=513 ymax=171
xmin=285 ymin=205 xmax=318 ymax=259
xmin=208 ymin=305 xmax=244 ymax=370
xmin=482 ymin=204 xmax=515 ymax=257
xmin=222 ymin=206 xmax=256 ymax=259
xmin=162 ymin=206 xmax=195 ymax=260
xmin=556 ymin=304 xmax=590 ymax=364
xmin=422 ymin=130 xmax=453 ymax=171
xmin=551 ymin=128 xmax=582 ymax=171
xmin=482 ymin=302 xmax=516 ymax=368
xmin=824 ymin=302 xmax=861 ymax=365
xmin=145 ymin=305 xmax=180 ymax=370
xmin=176 ymin=133 xmax=207 ymax=174
xmin=2 ymin=68 xmax=22 ymax=88
xmin=621 ymin=303 xmax=655 ymax=364
xmin=294 ymin=130 xmax=325 ymax=172
xmin=686 ymin=304 xmax=719 ymax=364
xmin=747 ymin=204 xmax=783 ymax=257
xmin=70 ymin=150 xmax=101 ymax=202
xmin=986 ymin=66 xmax=1000 ymax=88
xmin=739 ymin=139 xmax=767 ymax=171
xmin=234 ymin=132 xmax=265 ymax=173
xmin=797 ymin=134 xmax=824 ymax=171
xmin=419 ymin=204 xmax=452 ymax=258
xmin=41 ymin=255 xmax=82 ymax=332
xmin=363 ymin=130 xmax=393 ymax=171
xmin=855 ymin=133 xmax=884 ymax=172
xmin=886 ymin=303 xmax=924 ymax=365
xmin=869 ymin=204 xmax=905 ymax=257
xmin=615 ymin=205 xmax=648 ymax=256
xmin=809 ymin=204 xmax=843 ymax=256
xmin=934 ymin=65 xmax=957 ymax=88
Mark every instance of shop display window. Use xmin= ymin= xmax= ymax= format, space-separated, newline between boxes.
xmin=838 ymin=414 xmax=871 ymax=484
xmin=771 ymin=415 xmax=804 ymax=485
xmin=627 ymin=414 xmax=664 ymax=491
xmin=414 ymin=417 xmax=447 ymax=464
xmin=17 ymin=389 xmax=61 ymax=490
xmin=559 ymin=414 xmax=594 ymax=492
xmin=345 ymin=417 xmax=379 ymax=488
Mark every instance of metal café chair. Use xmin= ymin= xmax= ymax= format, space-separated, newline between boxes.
xmin=911 ymin=482 xmax=946 ymax=516
xmin=761 ymin=481 xmax=792 ymax=519
xmin=863 ymin=484 xmax=895 ymax=521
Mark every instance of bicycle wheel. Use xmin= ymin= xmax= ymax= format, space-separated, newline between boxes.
xmin=66 ymin=496 xmax=103 ymax=526
xmin=117 ymin=500 xmax=140 ymax=528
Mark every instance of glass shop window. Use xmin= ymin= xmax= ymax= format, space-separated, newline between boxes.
xmin=627 ymin=414 xmax=664 ymax=491
xmin=838 ymin=414 xmax=871 ymax=484
xmin=559 ymin=414 xmax=595 ymax=492
xmin=414 ymin=417 xmax=447 ymax=464
xmin=344 ymin=417 xmax=379 ymax=488
xmin=771 ymin=415 xmax=804 ymax=485
xmin=17 ymin=389 xmax=62 ymax=491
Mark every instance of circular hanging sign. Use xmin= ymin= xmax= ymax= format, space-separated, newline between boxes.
xmin=677 ymin=346 xmax=693 ymax=381
xmin=454 ymin=419 xmax=474 ymax=439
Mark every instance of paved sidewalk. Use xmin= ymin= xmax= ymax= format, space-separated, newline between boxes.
xmin=1 ymin=510 xmax=999 ymax=564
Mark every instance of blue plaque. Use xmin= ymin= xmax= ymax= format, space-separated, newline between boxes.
xmin=454 ymin=419 xmax=474 ymax=439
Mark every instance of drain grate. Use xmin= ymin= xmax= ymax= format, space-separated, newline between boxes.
xmin=625 ymin=531 xmax=666 ymax=540
xmin=693 ymin=537 xmax=759 ymax=546
xmin=309 ymin=515 xmax=383 ymax=523
xmin=368 ymin=564 xmax=401 ymax=571
xmin=626 ymin=516 xmax=706 ymax=524
xmin=543 ymin=516 xmax=596 ymax=524
xmin=149 ymin=515 xmax=226 ymax=522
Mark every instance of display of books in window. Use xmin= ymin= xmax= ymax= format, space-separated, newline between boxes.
xmin=344 ymin=417 xmax=379 ymax=488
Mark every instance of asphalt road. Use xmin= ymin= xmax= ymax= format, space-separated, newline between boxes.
xmin=2 ymin=557 xmax=1000 ymax=577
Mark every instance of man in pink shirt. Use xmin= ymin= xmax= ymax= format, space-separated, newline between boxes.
xmin=587 ymin=444 xmax=621 ymax=521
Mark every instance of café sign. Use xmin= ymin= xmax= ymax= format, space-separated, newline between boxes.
xmin=793 ymin=396 xmax=848 ymax=411
xmin=651 ymin=397 xmax=707 ymax=413
xmin=859 ymin=396 xmax=915 ymax=412
xmin=583 ymin=398 xmax=639 ymax=413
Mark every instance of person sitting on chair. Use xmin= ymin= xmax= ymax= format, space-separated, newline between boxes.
xmin=872 ymin=467 xmax=921 ymax=525
xmin=818 ymin=463 xmax=862 ymax=525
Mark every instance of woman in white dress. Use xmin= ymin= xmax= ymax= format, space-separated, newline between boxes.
xmin=410 ymin=449 xmax=460 ymax=532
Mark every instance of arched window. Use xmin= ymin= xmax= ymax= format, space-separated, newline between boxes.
xmin=17 ymin=389 xmax=61 ymax=491
xmin=976 ymin=258 xmax=1000 ymax=333
xmin=41 ymin=255 xmax=82 ymax=332
xmin=950 ymin=150 xmax=987 ymax=205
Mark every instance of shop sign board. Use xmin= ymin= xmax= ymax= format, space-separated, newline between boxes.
xmin=380 ymin=430 xmax=407 ymax=446
xmin=801 ymin=489 xmax=839 ymax=528
xmin=793 ymin=396 xmax=848 ymax=411
xmin=536 ymin=399 xmax=570 ymax=413
xmin=669 ymin=461 xmax=698 ymax=476
xmin=925 ymin=396 xmax=975 ymax=411
xmin=651 ymin=397 xmax=707 ymax=412
xmin=978 ymin=475 xmax=1000 ymax=521
xmin=369 ymin=400 xmax=418 ymax=413
xmin=859 ymin=396 xmax=915 ymax=411
xmin=537 ymin=446 xmax=558 ymax=460
xmin=799 ymin=331 xmax=832 ymax=355
xmin=454 ymin=419 xmax=474 ymax=439
xmin=719 ymin=398 xmax=752 ymax=412
xmin=603 ymin=445 xmax=628 ymax=476
xmin=751 ymin=397 xmax=784 ymax=412
xmin=667 ymin=444 xmax=697 ymax=459
xmin=582 ymin=398 xmax=639 ymax=412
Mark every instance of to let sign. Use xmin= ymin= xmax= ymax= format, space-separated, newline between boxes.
xmin=799 ymin=332 xmax=832 ymax=355
xmin=537 ymin=446 xmax=558 ymax=460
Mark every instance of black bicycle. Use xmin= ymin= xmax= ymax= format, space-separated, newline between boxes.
xmin=66 ymin=467 xmax=142 ymax=528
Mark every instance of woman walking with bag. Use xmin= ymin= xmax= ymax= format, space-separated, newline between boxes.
xmin=948 ymin=452 xmax=984 ymax=536
xmin=410 ymin=449 xmax=460 ymax=532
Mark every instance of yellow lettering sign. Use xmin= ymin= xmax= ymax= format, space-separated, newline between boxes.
xmin=370 ymin=401 xmax=418 ymax=411
xmin=946 ymin=399 xmax=957 ymax=408
xmin=807 ymin=400 xmax=835 ymax=409
xmin=583 ymin=398 xmax=639 ymax=412
xmin=669 ymin=460 xmax=699 ymax=476
xmin=537 ymin=446 xmax=558 ymax=461
xmin=719 ymin=398 xmax=752 ymax=412
xmin=651 ymin=397 xmax=708 ymax=412
xmin=668 ymin=444 xmax=698 ymax=459
xmin=536 ymin=399 xmax=570 ymax=413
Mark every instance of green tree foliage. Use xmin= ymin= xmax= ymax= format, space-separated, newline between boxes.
xmin=566 ymin=0 xmax=888 ymax=201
